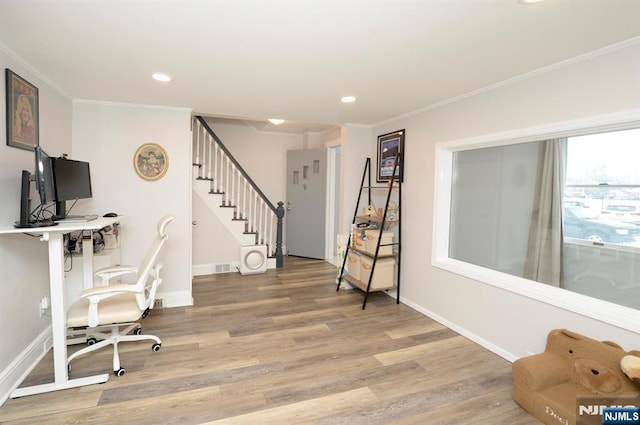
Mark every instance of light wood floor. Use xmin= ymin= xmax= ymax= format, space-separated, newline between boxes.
xmin=0 ymin=256 xmax=540 ymax=424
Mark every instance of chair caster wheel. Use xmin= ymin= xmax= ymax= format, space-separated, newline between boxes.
xmin=87 ymin=337 xmax=98 ymax=346
xmin=114 ymin=368 xmax=126 ymax=377
xmin=134 ymin=327 xmax=142 ymax=335
xmin=152 ymin=343 xmax=161 ymax=352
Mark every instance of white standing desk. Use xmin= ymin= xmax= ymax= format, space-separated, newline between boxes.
xmin=0 ymin=216 xmax=122 ymax=397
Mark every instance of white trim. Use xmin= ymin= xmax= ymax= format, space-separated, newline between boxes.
xmin=400 ymin=296 xmax=518 ymax=362
xmin=154 ymin=290 xmax=193 ymax=308
xmin=432 ymin=110 xmax=640 ymax=334
xmin=436 ymin=109 xmax=640 ymax=151
xmin=325 ymin=147 xmax=339 ymax=262
xmin=375 ymin=37 xmax=640 ymax=127
xmin=0 ymin=326 xmax=52 ymax=406
xmin=72 ymin=99 xmax=193 ymax=113
xmin=0 ymin=41 xmax=72 ymax=99
xmin=193 ymin=264 xmax=214 ymax=276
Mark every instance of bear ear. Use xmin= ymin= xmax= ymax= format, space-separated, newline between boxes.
xmin=603 ymin=340 xmax=623 ymax=349
xmin=621 ymin=355 xmax=640 ymax=386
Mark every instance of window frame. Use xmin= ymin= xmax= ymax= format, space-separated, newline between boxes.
xmin=432 ymin=110 xmax=640 ymax=333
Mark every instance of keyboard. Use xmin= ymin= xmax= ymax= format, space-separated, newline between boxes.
xmin=57 ymin=215 xmax=99 ymax=223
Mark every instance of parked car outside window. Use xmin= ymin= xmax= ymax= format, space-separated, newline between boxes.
xmin=600 ymin=204 xmax=640 ymax=223
xmin=563 ymin=207 xmax=640 ymax=244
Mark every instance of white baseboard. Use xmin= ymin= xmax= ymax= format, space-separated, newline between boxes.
xmin=193 ymin=263 xmax=214 ymax=276
xmin=0 ymin=326 xmax=52 ymax=406
xmin=398 ymin=296 xmax=518 ymax=363
xmin=193 ymin=259 xmax=276 ymax=277
xmin=154 ymin=290 xmax=193 ymax=308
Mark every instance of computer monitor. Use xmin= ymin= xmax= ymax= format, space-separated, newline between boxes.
xmin=51 ymin=157 xmax=93 ymax=220
xmin=14 ymin=146 xmax=56 ymax=228
xmin=34 ymin=146 xmax=55 ymax=205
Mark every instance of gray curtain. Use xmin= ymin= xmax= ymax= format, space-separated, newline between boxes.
xmin=524 ymin=138 xmax=567 ymax=287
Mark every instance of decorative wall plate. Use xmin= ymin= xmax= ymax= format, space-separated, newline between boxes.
xmin=134 ymin=143 xmax=168 ymax=181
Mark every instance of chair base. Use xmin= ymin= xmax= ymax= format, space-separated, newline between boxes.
xmin=67 ymin=322 xmax=161 ymax=374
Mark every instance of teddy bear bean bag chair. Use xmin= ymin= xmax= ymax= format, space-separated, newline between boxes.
xmin=512 ymin=329 xmax=640 ymax=425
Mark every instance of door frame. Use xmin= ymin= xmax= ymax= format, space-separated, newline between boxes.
xmin=325 ymin=145 xmax=341 ymax=265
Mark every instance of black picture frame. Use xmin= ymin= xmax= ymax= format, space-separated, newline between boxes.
xmin=5 ymin=68 xmax=39 ymax=151
xmin=376 ymin=129 xmax=404 ymax=182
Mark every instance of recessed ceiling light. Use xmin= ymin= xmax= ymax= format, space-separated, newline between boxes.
xmin=517 ymin=0 xmax=543 ymax=4
xmin=152 ymin=73 xmax=172 ymax=82
xmin=268 ymin=118 xmax=285 ymax=125
xmin=341 ymin=96 xmax=356 ymax=104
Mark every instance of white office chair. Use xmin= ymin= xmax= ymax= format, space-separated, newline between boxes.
xmin=66 ymin=214 xmax=174 ymax=376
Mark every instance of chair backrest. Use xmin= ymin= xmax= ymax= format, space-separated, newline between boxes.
xmin=133 ymin=214 xmax=174 ymax=310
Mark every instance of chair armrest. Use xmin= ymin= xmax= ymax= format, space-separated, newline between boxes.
xmin=95 ymin=265 xmax=138 ymax=285
xmin=79 ymin=283 xmax=139 ymax=299
xmin=79 ymin=283 xmax=140 ymax=327
xmin=513 ymin=352 xmax=571 ymax=391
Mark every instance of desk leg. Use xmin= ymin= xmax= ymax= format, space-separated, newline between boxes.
xmin=81 ymin=231 xmax=94 ymax=290
xmin=10 ymin=232 xmax=108 ymax=398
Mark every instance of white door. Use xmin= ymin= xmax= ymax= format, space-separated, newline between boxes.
xmin=286 ymin=149 xmax=327 ymax=259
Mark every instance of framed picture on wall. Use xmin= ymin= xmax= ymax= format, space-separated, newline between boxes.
xmin=134 ymin=143 xmax=169 ymax=181
xmin=376 ymin=129 xmax=404 ymax=182
xmin=5 ymin=69 xmax=39 ymax=151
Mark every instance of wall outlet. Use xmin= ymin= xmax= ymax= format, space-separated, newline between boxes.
xmin=39 ymin=296 xmax=50 ymax=317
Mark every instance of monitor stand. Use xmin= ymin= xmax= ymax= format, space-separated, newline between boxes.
xmin=13 ymin=170 xmax=58 ymax=228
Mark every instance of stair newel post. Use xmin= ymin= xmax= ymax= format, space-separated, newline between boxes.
xmin=276 ymin=201 xmax=285 ymax=267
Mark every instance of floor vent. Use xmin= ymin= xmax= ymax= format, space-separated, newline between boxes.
xmin=154 ymin=298 xmax=164 ymax=308
xmin=215 ymin=263 xmax=231 ymax=273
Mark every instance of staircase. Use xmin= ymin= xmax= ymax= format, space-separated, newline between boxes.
xmin=192 ymin=116 xmax=284 ymax=268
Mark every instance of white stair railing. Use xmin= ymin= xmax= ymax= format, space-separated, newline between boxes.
xmin=192 ymin=117 xmax=284 ymax=264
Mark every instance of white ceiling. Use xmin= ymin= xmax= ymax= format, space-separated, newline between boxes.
xmin=1 ymin=0 xmax=639 ymax=132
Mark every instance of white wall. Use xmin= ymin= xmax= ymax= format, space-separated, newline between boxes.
xmin=339 ymin=124 xmax=374 ymax=234
xmin=72 ymin=101 xmax=193 ymax=307
xmin=372 ymin=41 xmax=640 ymax=358
xmin=192 ymin=193 xmax=240 ymax=268
xmin=0 ymin=46 xmax=73 ymax=400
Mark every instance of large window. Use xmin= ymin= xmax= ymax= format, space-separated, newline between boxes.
xmin=563 ymin=129 xmax=640 ymax=309
xmin=434 ymin=114 xmax=640 ymax=332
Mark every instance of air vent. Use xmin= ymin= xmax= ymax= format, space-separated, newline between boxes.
xmin=215 ymin=263 xmax=231 ymax=273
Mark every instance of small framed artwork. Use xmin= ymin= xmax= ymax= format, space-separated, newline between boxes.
xmin=377 ymin=129 xmax=404 ymax=182
xmin=134 ymin=143 xmax=169 ymax=181
xmin=5 ymin=69 xmax=39 ymax=151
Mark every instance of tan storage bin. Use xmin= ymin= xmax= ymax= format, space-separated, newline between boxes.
xmin=364 ymin=230 xmax=394 ymax=255
xmin=360 ymin=257 xmax=395 ymax=289
xmin=346 ymin=252 xmax=361 ymax=280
